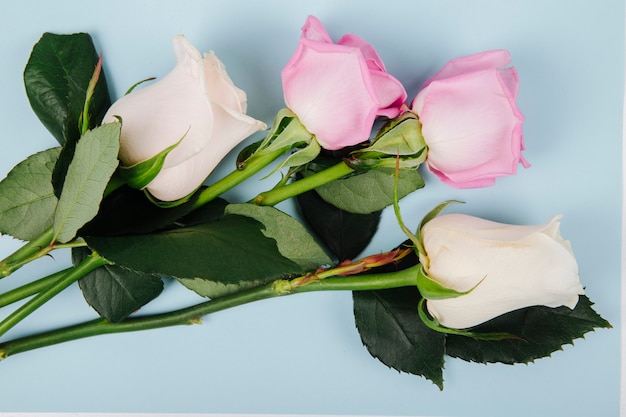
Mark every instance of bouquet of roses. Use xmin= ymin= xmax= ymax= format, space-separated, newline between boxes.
xmin=0 ymin=15 xmax=609 ymax=389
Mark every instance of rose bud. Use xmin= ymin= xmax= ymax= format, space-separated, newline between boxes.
xmin=420 ymin=213 xmax=584 ymax=329
xmin=104 ymin=35 xmax=266 ymax=202
xmin=282 ymin=15 xmax=406 ymax=150
xmin=411 ymin=50 xmax=528 ymax=188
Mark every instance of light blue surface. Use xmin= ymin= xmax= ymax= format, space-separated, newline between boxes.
xmin=0 ymin=1 xmax=622 ymax=415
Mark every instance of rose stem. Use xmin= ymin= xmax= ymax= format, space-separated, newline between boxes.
xmin=191 ymin=148 xmax=286 ymax=210
xmin=0 ymin=268 xmax=73 ymax=308
xmin=0 ymin=228 xmax=55 ymax=278
xmin=251 ymin=161 xmax=354 ymax=206
xmin=0 ymin=253 xmax=110 ymax=338
xmin=0 ymin=264 xmax=419 ymax=359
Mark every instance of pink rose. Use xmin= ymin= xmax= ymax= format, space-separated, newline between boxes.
xmin=411 ymin=50 xmax=528 ymax=188
xmin=281 ymin=15 xmax=407 ymax=150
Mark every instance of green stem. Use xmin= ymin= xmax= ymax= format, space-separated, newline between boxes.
xmin=252 ymin=161 xmax=355 ymax=206
xmin=392 ymin=156 xmax=423 ymax=255
xmin=191 ymin=148 xmax=286 ymax=210
xmin=0 ymin=229 xmax=87 ymax=280
xmin=0 ymin=253 xmax=110 ymax=338
xmin=0 ymin=268 xmax=72 ymax=308
xmin=0 ymin=227 xmax=54 ymax=278
xmin=0 ymin=265 xmax=419 ymax=359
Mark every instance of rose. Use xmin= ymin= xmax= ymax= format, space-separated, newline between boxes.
xmin=411 ymin=50 xmax=528 ymax=188
xmin=419 ymin=213 xmax=584 ymax=329
xmin=104 ymin=35 xmax=266 ymax=201
xmin=281 ymin=15 xmax=407 ymax=150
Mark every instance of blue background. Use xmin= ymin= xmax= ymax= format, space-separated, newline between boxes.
xmin=0 ymin=1 xmax=622 ymax=416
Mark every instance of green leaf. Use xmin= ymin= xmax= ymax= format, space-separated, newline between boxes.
xmin=225 ymin=204 xmax=331 ymax=270
xmin=296 ymin=183 xmax=381 ymax=261
xmin=73 ymin=248 xmax=163 ymax=323
xmin=52 ymin=145 xmax=78 ymax=199
xmin=80 ymin=187 xmax=227 ymax=237
xmin=24 ymin=32 xmax=111 ymax=146
xmin=353 ymin=287 xmax=445 ymax=389
xmin=172 ymin=197 xmax=229 ymax=227
xmin=85 ymin=215 xmax=303 ymax=289
xmin=79 ymin=264 xmax=163 ymax=322
xmin=0 ymin=148 xmax=60 ymax=240
xmin=53 ymin=123 xmax=121 ymax=243
xmin=310 ymin=166 xmax=424 ymax=214
xmin=174 ymin=278 xmax=245 ymax=300
xmin=25 ymin=33 xmax=113 ymax=198
xmin=445 ymin=295 xmax=612 ymax=364
xmin=177 ymin=204 xmax=331 ymax=298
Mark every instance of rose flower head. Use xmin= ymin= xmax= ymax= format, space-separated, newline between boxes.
xmin=281 ymin=15 xmax=407 ymax=150
xmin=420 ymin=213 xmax=584 ymax=329
xmin=104 ymin=35 xmax=266 ymax=202
xmin=411 ymin=50 xmax=528 ymax=188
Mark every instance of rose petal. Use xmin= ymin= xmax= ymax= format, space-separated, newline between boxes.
xmin=202 ymin=51 xmax=248 ymax=113
xmin=422 ymin=49 xmax=512 ymax=89
xmin=338 ymin=34 xmax=386 ymax=71
xmin=369 ymin=70 xmax=408 ymax=118
xmin=282 ymin=44 xmax=379 ymax=150
xmin=415 ymin=69 xmax=523 ymax=186
xmin=300 ymin=15 xmax=333 ymax=43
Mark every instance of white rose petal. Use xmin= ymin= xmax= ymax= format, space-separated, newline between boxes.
xmin=422 ymin=213 xmax=584 ymax=329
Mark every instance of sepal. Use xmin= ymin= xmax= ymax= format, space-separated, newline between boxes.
xmin=416 ymin=265 xmax=479 ymax=300
xmin=417 ymin=298 xmax=516 ymax=341
xmin=365 ymin=111 xmax=427 ymax=156
xmin=124 ymin=77 xmax=156 ymax=95
xmin=143 ymin=187 xmax=195 ymax=208
xmin=346 ymin=112 xmax=427 ymax=171
xmin=237 ymin=108 xmax=320 ymax=175
xmin=415 ymin=200 xmax=463 ymax=267
xmin=118 ymin=130 xmax=185 ymax=190
xmin=78 ymin=53 xmax=103 ymax=136
xmin=259 ymin=108 xmax=314 ymax=154
xmin=345 ymin=149 xmax=426 ymax=171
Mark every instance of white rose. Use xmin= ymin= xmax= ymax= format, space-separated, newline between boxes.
xmin=420 ymin=213 xmax=584 ymax=329
xmin=104 ymin=35 xmax=266 ymax=201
